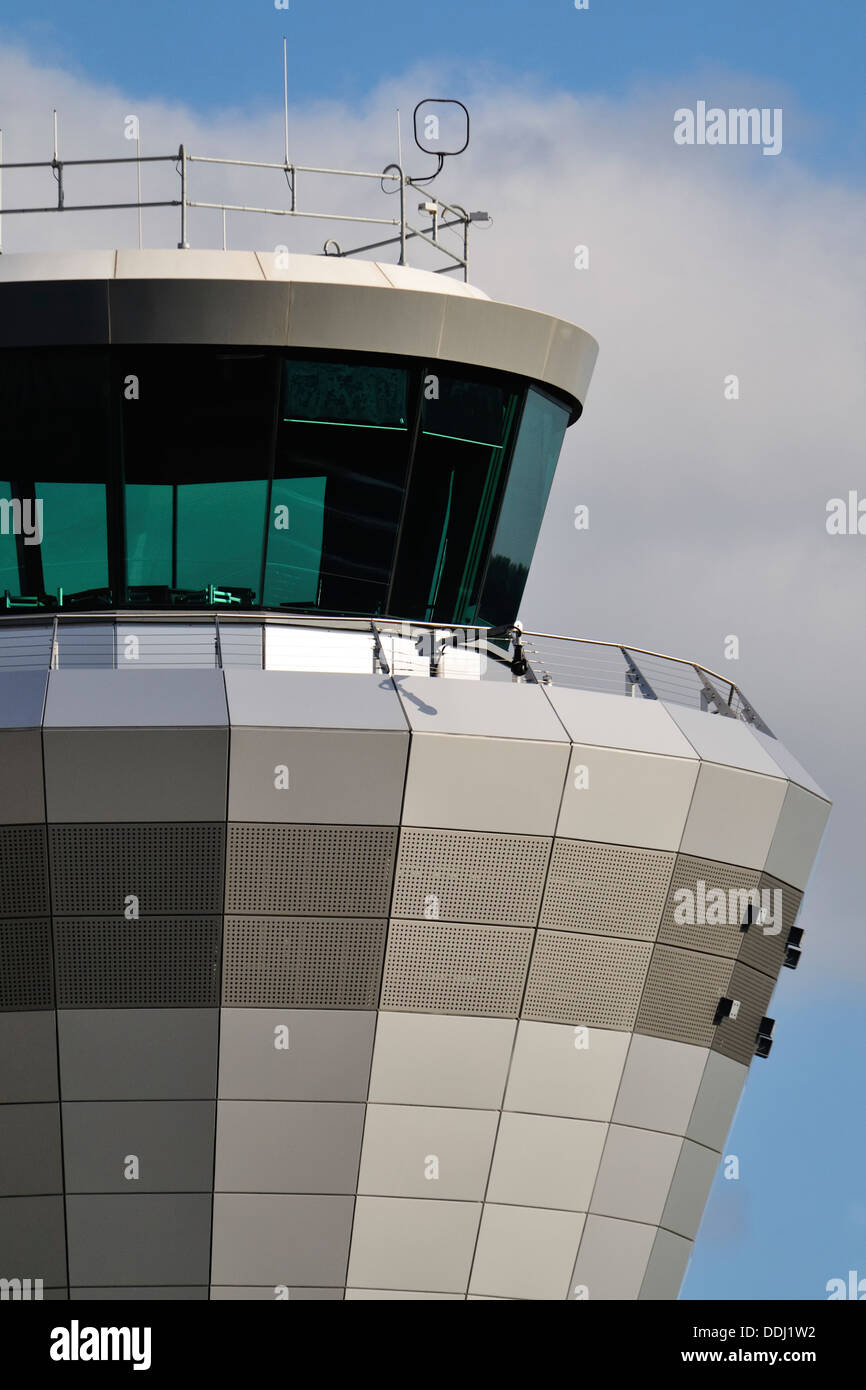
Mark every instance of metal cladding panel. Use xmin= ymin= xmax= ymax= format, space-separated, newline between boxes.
xmin=469 ymin=1204 xmax=585 ymax=1301
xmin=72 ymin=1287 xmax=209 ymax=1300
xmin=347 ymin=1196 xmax=481 ymax=1295
xmin=764 ymin=782 xmax=831 ymax=891
xmin=0 ymin=825 xmax=50 ymax=917
xmin=394 ymin=678 xmax=569 ymax=741
xmin=380 ymin=920 xmax=533 ymax=1017
xmin=226 ymin=825 xmax=397 ymax=916
xmin=439 ymin=296 xmax=556 ymax=385
xmin=657 ymin=854 xmax=761 ymax=960
xmin=747 ymin=728 xmax=829 ymax=799
xmin=391 ymin=827 xmax=550 ymax=926
xmin=58 ymin=1009 xmax=219 ymax=1101
xmin=367 ymin=1012 xmax=516 ymax=1109
xmin=0 ymin=920 xmax=55 ymax=1010
xmin=49 ymin=824 xmax=225 ymax=915
xmin=217 ymin=1009 xmax=376 ymax=1101
xmin=0 ymin=731 xmax=45 ymax=822
xmin=210 ymin=1193 xmax=354 ymax=1286
xmin=109 ymin=278 xmax=290 ymax=345
xmin=739 ymin=874 xmax=802 ymax=977
xmin=679 ymin=761 xmax=787 ymax=871
xmin=0 ymin=1011 xmax=59 ymax=1101
xmin=661 ymin=1139 xmax=720 ymax=1240
xmin=401 ymin=734 xmax=569 ymax=836
xmin=540 ymin=839 xmax=675 ymax=940
xmin=345 ymin=1289 xmax=461 ymax=1300
xmin=65 ymin=1194 xmax=213 ymax=1286
xmin=211 ymin=1287 xmax=343 ymax=1300
xmin=43 ymin=729 xmax=229 ymax=823
xmin=357 ymin=1105 xmax=498 ymax=1201
xmin=612 ymin=1036 xmax=709 ymax=1136
xmin=0 ymin=1104 xmax=63 ymax=1196
xmin=62 ymin=1101 xmax=216 ymax=1193
xmin=713 ymin=962 xmax=776 ymax=1065
xmin=227 ymin=728 xmax=408 ymax=825
xmin=555 ymin=745 xmax=699 ymax=851
xmin=486 ymin=1112 xmax=607 ymax=1211
xmin=523 ymin=932 xmax=653 ymax=1029
xmin=224 ymin=670 xmax=407 ymax=730
xmin=685 ymin=1051 xmax=748 ymax=1150
xmin=662 ymin=703 xmax=784 ymax=776
xmin=43 ymin=670 xmax=228 ymax=728
xmin=590 ymin=1125 xmax=683 ymax=1226
xmin=0 ymin=280 xmax=110 ymax=345
xmin=635 ymin=945 xmax=734 ymax=1047
xmin=214 ymin=1101 xmax=365 ymax=1193
xmin=569 ymin=1214 xmax=657 ymax=1301
xmin=288 ymin=282 xmax=443 ymax=358
xmin=503 ymin=1022 xmax=630 ymax=1122
xmin=0 ymin=1196 xmax=67 ymax=1287
xmin=638 ymin=1228 xmax=694 ymax=1300
xmin=542 ymin=686 xmax=697 ymax=756
xmin=222 ymin=917 xmax=386 ymax=1009
xmin=54 ymin=917 xmax=222 ymax=1008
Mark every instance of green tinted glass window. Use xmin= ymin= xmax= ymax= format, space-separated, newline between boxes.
xmin=263 ymin=477 xmax=327 ymax=608
xmin=0 ymin=483 xmax=20 ymax=598
xmin=476 ymin=387 xmax=569 ymax=625
xmin=37 ymin=482 xmax=109 ymax=597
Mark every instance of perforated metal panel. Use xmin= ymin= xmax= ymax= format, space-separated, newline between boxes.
xmin=380 ymin=920 xmax=534 ymax=1016
xmin=54 ymin=916 xmax=222 ymax=1007
xmin=635 ymin=944 xmax=734 ymax=1047
xmin=713 ymin=961 xmax=776 ymax=1065
xmin=540 ymin=839 xmax=674 ymax=939
xmin=657 ymin=854 xmax=760 ymax=959
xmin=391 ymin=828 xmax=550 ymax=927
xmin=0 ymin=826 xmax=49 ymax=917
xmin=737 ymin=873 xmax=802 ymax=978
xmin=222 ymin=917 xmax=387 ymax=1008
xmin=0 ymin=919 xmax=54 ymax=1009
xmin=49 ymin=825 xmax=225 ymax=915
xmin=522 ymin=932 xmax=652 ymax=1028
xmin=226 ymin=825 xmax=397 ymax=916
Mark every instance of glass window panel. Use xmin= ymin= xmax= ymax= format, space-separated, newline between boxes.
xmin=0 ymin=482 xmax=20 ymax=598
xmin=176 ymin=479 xmax=268 ymax=594
xmin=476 ymin=387 xmax=569 ymax=627
xmin=126 ymin=484 xmax=173 ymax=589
xmin=268 ymin=360 xmax=410 ymax=614
xmin=263 ymin=476 xmax=326 ymax=608
xmin=389 ymin=373 xmax=520 ymax=624
xmin=36 ymin=481 xmax=109 ymax=596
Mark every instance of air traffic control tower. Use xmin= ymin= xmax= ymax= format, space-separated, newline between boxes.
xmin=0 ymin=128 xmax=830 ymax=1302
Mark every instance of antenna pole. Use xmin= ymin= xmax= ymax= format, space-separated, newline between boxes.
xmin=396 ymin=108 xmax=402 ymax=168
xmin=282 ymin=37 xmax=290 ymax=167
xmin=137 ymin=132 xmax=143 ymax=250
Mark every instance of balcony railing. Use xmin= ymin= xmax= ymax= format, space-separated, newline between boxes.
xmin=0 ymin=612 xmax=774 ymax=735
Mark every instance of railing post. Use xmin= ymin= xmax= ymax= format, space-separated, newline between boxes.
xmin=178 ymin=144 xmax=189 ymax=248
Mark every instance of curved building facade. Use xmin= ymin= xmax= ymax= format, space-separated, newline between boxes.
xmin=0 ymin=251 xmax=829 ymax=1301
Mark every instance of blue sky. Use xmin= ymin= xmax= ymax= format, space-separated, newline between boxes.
xmin=0 ymin=0 xmax=862 ymax=1304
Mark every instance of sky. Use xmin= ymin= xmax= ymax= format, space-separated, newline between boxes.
xmin=0 ymin=0 xmax=863 ymax=1302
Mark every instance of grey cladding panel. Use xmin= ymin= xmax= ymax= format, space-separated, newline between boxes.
xmin=391 ymin=827 xmax=550 ymax=927
xmin=224 ymin=670 xmax=407 ymax=729
xmin=0 ymin=825 xmax=49 ymax=917
xmin=109 ymin=279 xmax=290 ymax=345
xmin=0 ymin=1104 xmax=63 ymax=1196
xmin=738 ymin=874 xmax=802 ymax=978
xmin=65 ymin=1194 xmax=213 ymax=1286
xmin=713 ymin=962 xmax=776 ymax=1065
xmin=540 ymin=840 xmax=674 ymax=940
xmin=222 ymin=917 xmax=387 ymax=1008
xmin=217 ymin=1008 xmax=376 ymax=1100
xmin=635 ymin=945 xmax=733 ymax=1047
xmin=0 ymin=1196 xmax=67 ymax=1287
xmin=0 ymin=1011 xmax=59 ymax=1101
xmin=62 ymin=1101 xmax=216 ymax=1193
xmin=381 ymin=920 xmax=533 ymax=1017
xmin=523 ymin=932 xmax=652 ymax=1029
xmin=0 ymin=731 xmax=46 ymax=823
xmin=0 ymin=920 xmax=54 ymax=1010
xmin=49 ymin=825 xmax=225 ymax=914
xmin=58 ymin=1008 xmax=219 ymax=1100
xmin=43 ymin=729 xmax=229 ymax=822
xmin=0 ymin=281 xmax=110 ymax=346
xmin=227 ymin=727 xmax=408 ymax=825
xmin=226 ymin=825 xmax=397 ymax=916
xmin=44 ymin=670 xmax=228 ymax=728
xmin=657 ymin=854 xmax=761 ymax=959
xmin=54 ymin=916 xmax=222 ymax=1008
